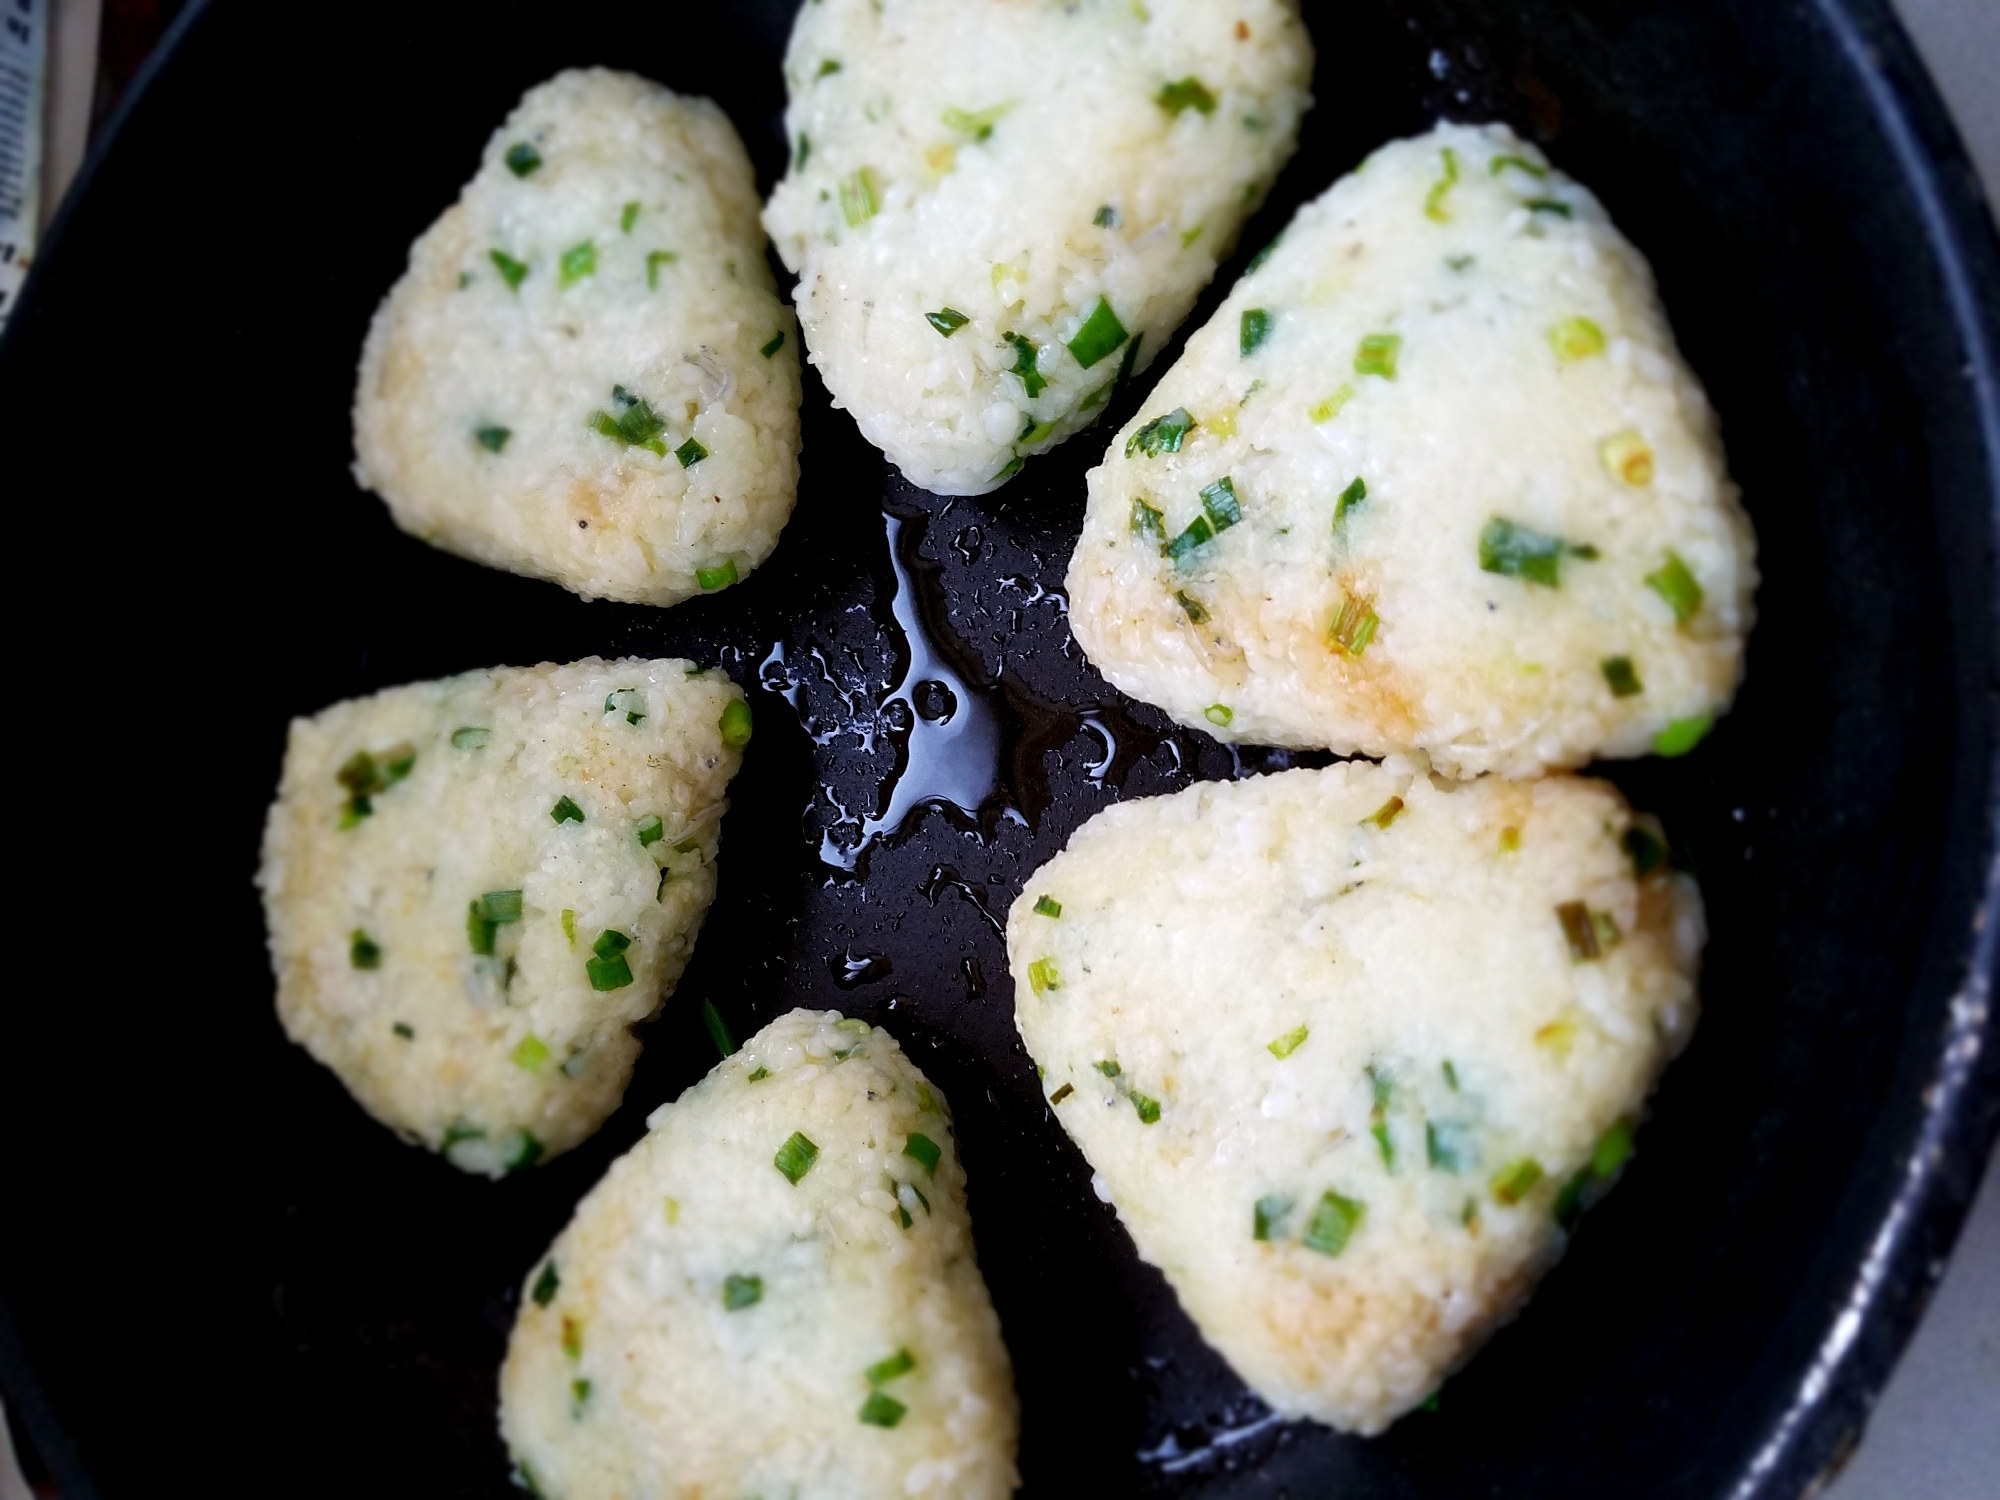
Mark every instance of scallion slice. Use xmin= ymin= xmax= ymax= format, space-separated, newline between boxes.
xmin=676 ymin=437 xmax=708 ymax=468
xmin=512 ymin=1034 xmax=549 ymax=1071
xmin=747 ymin=1066 xmax=771 ymax=1081
xmin=1478 ymin=516 xmax=1568 ymax=586
xmin=1049 ymin=1082 xmax=1074 ymax=1105
xmin=1556 ymin=901 xmax=1601 ymax=961
xmin=722 ymin=1273 xmax=763 ymax=1310
xmin=1550 ymin=316 xmax=1606 ymax=361
xmin=646 ymin=249 xmax=676 ymax=289
xmin=350 ymin=930 xmax=381 ymax=969
xmin=1130 ymin=497 xmax=1165 ymax=539
xmin=1490 ymin=153 xmax=1548 ymax=179
xmin=393 ymin=1021 xmax=413 ymax=1039
xmin=942 ymin=102 xmax=1013 ymax=140
xmin=1424 ymin=146 xmax=1460 ymax=222
xmin=532 ymin=1261 xmax=560 ymax=1307
xmin=1426 ymin=1120 xmax=1472 ymax=1173
xmin=1094 ymin=204 xmax=1120 ymax=228
xmin=621 ymin=200 xmax=640 ymax=233
xmin=1334 ymin=477 xmax=1367 ymax=527
xmin=701 ymin=998 xmax=735 ymax=1058
xmin=696 ymin=558 xmax=737 ymax=591
xmin=1622 ymin=823 xmax=1668 ymax=878
xmin=1174 ymin=590 xmax=1210 ymax=624
xmin=1354 ymin=333 xmax=1401 ymax=379
xmin=1654 ymin=714 xmax=1712 ymax=757
xmin=1068 ymin=297 xmax=1130 ymax=369
xmin=1601 ymin=656 xmax=1644 ymax=697
xmin=839 ymin=167 xmax=881 ymax=227
xmin=467 ymin=901 xmax=497 ymax=955
xmin=443 ymin=1119 xmax=485 ymax=1150
xmin=1126 ymin=407 xmax=1193 ymax=458
xmin=1644 ymin=552 xmax=1704 ymax=624
xmin=1157 ymin=77 xmax=1217 ymax=116
xmin=451 ymin=726 xmax=491 ymax=750
xmin=1526 ymin=198 xmax=1573 ymax=218
xmin=1034 ymin=895 xmax=1062 ymax=918
xmin=1268 ymin=1025 xmax=1308 ymax=1058
xmin=1328 ymin=593 xmax=1379 ymax=656
xmin=1309 ymin=384 xmax=1354 ymax=424
xmin=1364 ymin=796 xmax=1404 ymax=830
xmin=558 ymin=241 xmax=596 ymax=287
xmin=1204 ymin=703 xmax=1233 ymax=727
xmin=761 ymin=331 xmax=786 ymax=358
xmin=505 ymin=142 xmax=542 ymax=177
xmin=859 ymin=1392 xmax=907 ymax=1428
xmin=925 ymin=307 xmax=970 ymax=337
xmin=774 ymin=1131 xmax=820 ymax=1185
xmin=1253 ymin=1194 xmax=1292 ymax=1241
xmin=476 ymin=425 xmax=511 ymax=453
xmin=489 ymin=249 xmax=528 ymax=290
xmin=1131 ymin=1092 xmax=1162 ymax=1124
xmin=1166 ymin=515 xmax=1215 ymax=566
xmin=551 ymin=795 xmax=584 ymax=824
xmin=719 ymin=699 xmax=753 ymax=749
xmin=1027 ymin=958 xmax=1059 ymax=995
xmin=1240 ymin=308 xmax=1273 ymax=356
xmin=1200 ymin=476 xmax=1241 ymax=530
xmin=586 ymin=929 xmax=634 ymax=990
xmin=505 ymin=1131 xmax=543 ymax=1172
xmin=1303 ymin=1190 xmax=1365 ymax=1256
xmin=1491 ymin=1157 xmax=1546 ymax=1204
xmin=637 ymin=815 xmax=665 ymax=846
xmin=903 ymin=1132 xmax=941 ymax=1174
xmin=1245 ymin=233 xmax=1282 ymax=273
xmin=867 ymin=1348 xmax=916 ymax=1385
xmin=561 ymin=909 xmax=576 ymax=947
xmin=1003 ymin=332 xmax=1046 ymax=398
xmin=1600 ymin=429 xmax=1655 ymax=486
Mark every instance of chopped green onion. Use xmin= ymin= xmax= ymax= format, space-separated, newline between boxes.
xmin=1600 ymin=429 xmax=1655 ymax=486
xmin=747 ymin=1066 xmax=771 ymax=1081
xmin=1094 ymin=1060 xmax=1122 ymax=1078
xmin=646 ymin=249 xmax=677 ymax=289
xmin=467 ymin=901 xmax=498 ymax=955
xmin=1309 ymin=384 xmax=1354 ymax=424
xmin=722 ymin=1273 xmax=763 ymax=1310
xmin=867 ymin=1348 xmax=916 ymax=1385
xmin=593 ymin=929 xmax=631 ymax=959
xmin=475 ymin=890 xmax=523 ymax=924
xmin=1354 ymin=333 xmax=1401 ymax=379
xmin=1126 ymin=407 xmax=1193 ymax=458
xmin=476 ymin=425 xmax=511 ymax=453
xmin=1623 ymin=823 xmax=1668 ymax=878
xmin=1644 ymin=552 xmax=1704 ymax=624
xmin=586 ymin=928 xmax=634 ymax=989
xmin=507 ymin=1131 xmax=544 ymax=1172
xmin=942 ymin=102 xmax=1013 ymax=140
xmin=1094 ymin=204 xmax=1120 ymax=228
xmin=571 ymin=1378 xmax=591 ymax=1409
xmin=1364 ymin=796 xmax=1404 ymax=830
xmin=1556 ymin=901 xmax=1605 ymax=961
xmin=1204 ymin=703 xmax=1233 ymax=728
xmin=719 ymin=699 xmax=753 ymax=749
xmin=1334 ymin=477 xmax=1367 ymax=528
xmin=451 ymin=726 xmax=491 ymax=750
xmin=1200 ymin=476 xmax=1241 ymax=530
xmin=1490 ymin=153 xmax=1548 ymax=179
xmin=1328 ymin=593 xmax=1379 ymax=656
xmin=696 ymin=558 xmax=737 ymax=591
xmin=794 ymin=132 xmax=810 ymax=169
xmin=443 ymin=1119 xmax=485 ymax=1150
xmin=558 ymin=241 xmax=596 ymax=287
xmin=839 ymin=167 xmax=881 ymax=227
xmin=926 ymin=307 xmax=970 ymax=336
xmin=1018 ymin=415 xmax=1057 ymax=445
xmin=1593 ymin=1119 xmax=1635 ymax=1178
xmin=1034 ymin=895 xmax=1062 ymax=918
xmin=1526 ymin=198 xmax=1573 ymax=218
xmin=1245 ymin=233 xmax=1282 ymax=273
xmin=676 ymin=437 xmax=709 ymax=468
xmin=1601 ymin=656 xmax=1644 ymax=697
xmin=1253 ymin=1194 xmax=1292 ymax=1241
xmin=513 ymin=1034 xmax=550 ymax=1071
xmin=551 ymin=795 xmax=585 ymax=824
xmin=1443 ymin=1059 xmax=1461 ymax=1090
xmin=505 ymin=142 xmax=542 ymax=177
xmin=637 ymin=815 xmax=665 ymax=846
xmin=1303 ymin=1190 xmax=1365 ymax=1256
xmin=1027 ymin=958 xmax=1059 ymax=995
xmin=1372 ymin=1119 xmax=1395 ymax=1165
xmin=903 ymin=1132 xmax=942 ymax=1175
xmin=1491 ymin=1157 xmax=1546 ymax=1204
xmin=1049 ymin=1082 xmax=1074 ymax=1104
xmin=990 ymin=455 xmax=1025 ymax=483
xmin=1174 ymin=590 xmax=1210 ymax=624
xmin=1067 ymin=297 xmax=1130 ymax=369
xmin=1166 ymin=515 xmax=1215 ymax=566
xmin=1654 ymin=714 xmax=1713 ymax=757
xmin=532 ymin=1261 xmax=560 ymax=1306
xmin=1424 ymin=146 xmax=1460 ymax=222
xmin=1427 ymin=1120 xmax=1473 ymax=1173
xmin=1003 ymin=331 xmax=1046 ymax=398
xmin=1157 ymin=77 xmax=1217 ymax=116
xmin=1240 ymin=307 xmax=1273 ymax=355
xmin=817 ymin=58 xmax=841 ymax=77
xmin=489 ymin=249 xmax=528 ymax=290
xmin=1479 ymin=516 xmax=1568 ymax=587
xmin=1550 ymin=316 xmax=1606 ymax=361
xmin=621 ymin=200 xmax=640 ymax=233
xmin=338 ymin=794 xmax=372 ymax=829
xmin=1498 ymin=826 xmax=1521 ymax=853
xmin=350 ymin=930 xmax=381 ymax=969
xmin=761 ymin=331 xmax=786 ymax=358
xmin=1131 ymin=1092 xmax=1162 ymax=1124
xmin=701 ymin=999 xmax=736 ymax=1058
xmin=774 ymin=1131 xmax=820 ymax=1185
xmin=393 ymin=1021 xmax=414 ymax=1039
xmin=859 ymin=1392 xmax=907 ymax=1428
xmin=1130 ymin=498 xmax=1165 ymax=540
xmin=561 ymin=909 xmax=576 ymax=947
xmin=1268 ymin=1025 xmax=1308 ymax=1058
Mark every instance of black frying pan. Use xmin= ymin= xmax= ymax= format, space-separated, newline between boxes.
xmin=2 ymin=2 xmax=1996 ymax=1496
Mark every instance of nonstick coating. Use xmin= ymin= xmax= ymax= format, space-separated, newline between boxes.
xmin=1 ymin=2 xmax=1996 ymax=1496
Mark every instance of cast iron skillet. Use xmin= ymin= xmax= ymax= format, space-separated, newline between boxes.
xmin=1 ymin=1 xmax=1995 ymax=1495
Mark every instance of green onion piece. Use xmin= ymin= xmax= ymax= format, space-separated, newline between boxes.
xmin=593 ymin=929 xmax=631 ymax=959
xmin=1372 ymin=1120 xmax=1395 ymax=1165
xmin=760 ymin=331 xmax=786 ymax=358
xmin=1049 ymin=1082 xmax=1074 ymax=1104
xmin=941 ymin=102 xmax=1013 ymax=140
xmin=859 ymin=1392 xmax=907 ymax=1428
xmin=1034 ymin=895 xmax=1062 ymax=918
xmin=1526 ymin=198 xmax=1573 ymax=217
xmin=720 ymin=699 xmax=754 ymax=750
xmin=794 ymin=132 xmax=810 ymax=169
xmin=551 ymin=795 xmax=584 ymax=824
xmin=1094 ymin=203 xmax=1120 ymax=228
xmin=558 ymin=241 xmax=596 ymax=287
xmin=1157 ymin=77 xmax=1217 ymax=116
xmin=467 ymin=901 xmax=498 ymax=955
xmin=393 ymin=1021 xmax=414 ymax=1039
xmin=867 ymin=1348 xmax=916 ymax=1385
xmin=1116 ymin=330 xmax=1144 ymax=391
xmin=1253 ymin=1194 xmax=1292 ymax=1241
xmin=722 ymin=1273 xmax=763 ymax=1310
xmin=590 ymin=411 xmax=623 ymax=442
xmin=1095 ymin=1060 xmax=1122 ymax=1078
xmin=1601 ymin=429 xmax=1655 ymax=486
xmin=1443 ymin=1059 xmax=1461 ymax=1090
xmin=1309 ymin=384 xmax=1354 ymax=424
xmin=839 ymin=167 xmax=881 ymax=227
xmin=1490 ymin=153 xmax=1548 ymax=179
xmin=1240 ymin=307 xmax=1272 ymax=356
xmin=561 ymin=909 xmax=576 ymax=947
xmin=1354 ymin=333 xmax=1401 ymax=379
xmin=1333 ymin=477 xmax=1369 ymax=536
xmin=1004 ymin=331 xmax=1046 ymax=398
xmin=621 ymin=200 xmax=640 ymax=233
xmin=532 ymin=1261 xmax=560 ymax=1306
xmin=337 ymin=794 xmax=372 ymax=829
xmin=1246 ymin=233 xmax=1282 ymax=273
xmin=925 ymin=307 xmax=970 ymax=336
xmin=505 ymin=142 xmax=541 ymax=177
xmin=489 ymin=249 xmax=528 ymax=290
xmin=1556 ymin=900 xmax=1601 ymax=960
xmin=1623 ymin=824 xmax=1668 ymax=879
xmin=1204 ymin=703 xmax=1233 ymax=728
xmin=1427 ymin=1120 xmax=1473 ymax=1173
xmin=676 ymin=437 xmax=709 ymax=468
xmin=451 ymin=726 xmax=491 ymax=750
xmin=1268 ymin=1025 xmax=1308 ymax=1058
xmin=701 ymin=998 xmax=736 ymax=1058
xmin=696 ymin=558 xmax=738 ymax=591
xmin=1067 ymin=297 xmax=1130 ymax=369
xmin=1364 ymin=796 xmax=1404 ymax=830
xmin=336 ymin=750 xmax=379 ymax=795
xmin=1593 ymin=1119 xmax=1635 ymax=1178
xmin=1130 ymin=498 xmax=1165 ymax=540
xmin=349 ymin=930 xmax=382 ymax=969
xmin=1601 ymin=656 xmax=1644 ymax=698
xmin=1644 ymin=552 xmax=1705 ymax=624
xmin=1303 ymin=1191 xmax=1365 ymax=1257
xmin=646 ymin=250 xmax=676 ymax=289
xmin=1491 ymin=1157 xmax=1546 ymax=1204
xmin=513 ymin=1034 xmax=550 ymax=1071
xmin=586 ymin=939 xmax=634 ymax=990
xmin=1166 ymin=515 xmax=1215 ymax=566
xmin=1368 ymin=1064 xmax=1393 ymax=1112
xmin=637 ymin=815 xmax=665 ymax=846
xmin=1126 ymin=407 xmax=1193 ymax=458
xmin=572 ymin=1378 xmax=591 ymax=1408
xmin=476 ymin=890 xmax=524 ymax=923
xmin=1200 ymin=476 xmax=1241 ymax=530
xmin=507 ymin=1131 xmax=544 ymax=1172
xmin=747 ymin=1066 xmax=771 ymax=1081
xmin=990 ymin=455 xmax=1025 ymax=483
xmin=1028 ymin=958 xmax=1059 ymax=995
xmin=904 ymin=1132 xmax=942 ymax=1174
xmin=774 ymin=1131 xmax=820 ymax=1185
xmin=1131 ymin=1092 xmax=1162 ymax=1124
xmin=1018 ymin=415 xmax=1056 ymax=445
xmin=476 ymin=425 xmax=511 ymax=453
xmin=1174 ymin=590 xmax=1210 ymax=624
xmin=442 ymin=1119 xmax=485 ymax=1149
xmin=1550 ymin=316 xmax=1607 ymax=361
xmin=611 ymin=391 xmax=667 ymax=448
xmin=1479 ymin=516 xmax=1568 ymax=587
xmin=817 ymin=58 xmax=841 ymax=76
xmin=1424 ymin=146 xmax=1460 ymax=222
xmin=1328 ymin=593 xmax=1379 ymax=656
xmin=1654 ymin=714 xmax=1713 ymax=757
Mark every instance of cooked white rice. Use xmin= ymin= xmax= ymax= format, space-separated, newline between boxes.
xmin=763 ymin=0 xmax=1312 ymax=495
xmin=353 ymin=68 xmax=801 ymax=606
xmin=1007 ymin=761 xmax=1702 ymax=1432
xmin=257 ymin=658 xmax=748 ymax=1177
xmin=1068 ymin=122 xmax=1757 ymax=777
xmin=500 ymin=1009 xmax=1020 ymax=1499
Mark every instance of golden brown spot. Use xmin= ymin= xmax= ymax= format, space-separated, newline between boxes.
xmin=1236 ymin=19 xmax=1251 ymax=39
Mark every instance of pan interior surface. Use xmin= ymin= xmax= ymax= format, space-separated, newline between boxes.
xmin=0 ymin=1 xmax=1994 ymax=1497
